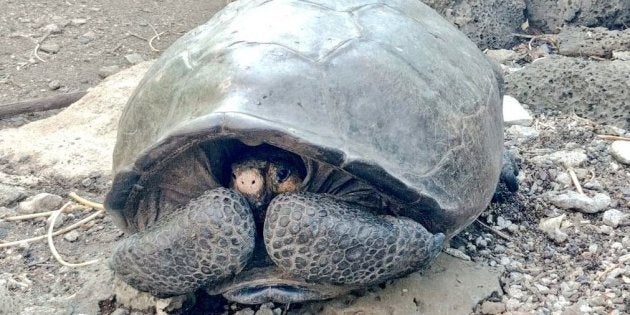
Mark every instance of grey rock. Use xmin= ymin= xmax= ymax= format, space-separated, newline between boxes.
xmin=124 ymin=53 xmax=144 ymax=65
xmin=559 ymin=27 xmax=630 ymax=58
xmin=48 ymin=80 xmax=61 ymax=90
xmin=71 ymin=18 xmax=87 ymax=26
xmin=16 ymin=193 xmax=63 ymax=214
xmin=424 ymin=0 xmax=526 ymax=49
xmin=42 ymin=23 xmax=62 ymax=34
xmin=0 ymin=221 xmax=11 ymax=239
xmin=235 ymin=308 xmax=255 ymax=315
xmin=525 ymin=0 xmax=630 ymax=32
xmin=610 ymin=140 xmax=630 ymax=165
xmin=63 ymin=230 xmax=80 ymax=242
xmin=613 ymin=51 xmax=630 ymax=61
xmin=548 ymin=191 xmax=611 ymax=213
xmin=505 ymin=56 xmax=630 ymax=129
xmin=503 ymin=95 xmax=533 ymax=126
xmin=554 ymin=172 xmax=572 ymax=187
xmin=480 ymin=301 xmax=506 ymax=314
xmin=0 ymin=184 xmax=26 ymax=207
xmin=47 ymin=212 xmax=66 ymax=229
xmin=111 ymin=308 xmax=130 ymax=315
xmin=98 ymin=65 xmax=121 ymax=78
xmin=602 ymin=209 xmax=630 ymax=228
xmin=79 ymin=31 xmax=96 ymax=44
xmin=485 ymin=49 xmax=520 ymax=64
xmin=0 ymin=207 xmax=15 ymax=219
xmin=39 ymin=42 xmax=61 ymax=54
xmin=255 ymin=303 xmax=274 ymax=315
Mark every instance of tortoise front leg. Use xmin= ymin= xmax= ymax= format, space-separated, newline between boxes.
xmin=263 ymin=193 xmax=444 ymax=286
xmin=111 ymin=188 xmax=256 ymax=298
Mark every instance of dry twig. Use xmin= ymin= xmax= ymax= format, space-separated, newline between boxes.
xmin=0 ymin=193 xmax=104 ymax=249
xmin=568 ymin=168 xmax=584 ymax=195
xmin=475 ymin=219 xmax=512 ymax=241
xmin=47 ymin=202 xmax=100 ymax=267
xmin=33 ymin=30 xmax=53 ymax=63
xmin=149 ymin=31 xmax=166 ymax=52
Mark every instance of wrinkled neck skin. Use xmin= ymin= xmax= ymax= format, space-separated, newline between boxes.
xmin=130 ymin=145 xmax=388 ymax=232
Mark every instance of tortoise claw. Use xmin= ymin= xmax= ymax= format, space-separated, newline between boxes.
xmin=263 ymin=193 xmax=443 ymax=286
xmin=110 ymin=188 xmax=256 ymax=297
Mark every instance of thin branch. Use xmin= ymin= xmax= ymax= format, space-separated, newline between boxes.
xmin=69 ymin=192 xmax=104 ymax=209
xmin=33 ymin=30 xmax=53 ymax=63
xmin=0 ymin=209 xmax=104 ymax=249
xmin=47 ymin=202 xmax=100 ymax=267
xmin=568 ymin=168 xmax=584 ymax=195
xmin=476 ymin=219 xmax=512 ymax=241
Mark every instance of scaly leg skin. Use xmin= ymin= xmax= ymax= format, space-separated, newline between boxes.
xmin=264 ymin=193 xmax=444 ymax=286
xmin=111 ymin=188 xmax=256 ymax=298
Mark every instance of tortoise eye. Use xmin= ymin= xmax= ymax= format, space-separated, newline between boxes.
xmin=276 ymin=168 xmax=291 ymax=183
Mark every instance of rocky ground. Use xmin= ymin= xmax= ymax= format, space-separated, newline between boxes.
xmin=1 ymin=1 xmax=629 ymax=315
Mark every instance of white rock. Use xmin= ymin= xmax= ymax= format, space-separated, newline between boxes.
xmin=503 ymin=95 xmax=533 ymax=126
xmin=63 ymin=230 xmax=80 ymax=242
xmin=548 ymin=191 xmax=611 ymax=213
xmin=16 ymin=193 xmax=63 ymax=214
xmin=554 ymin=172 xmax=572 ymax=187
xmin=613 ymin=50 xmax=630 ymax=61
xmin=610 ymin=141 xmax=630 ymax=165
xmin=602 ymin=209 xmax=629 ymax=228
xmin=539 ymin=214 xmax=568 ymax=243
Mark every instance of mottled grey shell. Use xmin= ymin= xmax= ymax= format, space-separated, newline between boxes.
xmin=107 ymin=0 xmax=504 ymax=237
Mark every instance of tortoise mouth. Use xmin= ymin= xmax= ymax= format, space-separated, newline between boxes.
xmin=207 ymin=266 xmax=355 ymax=304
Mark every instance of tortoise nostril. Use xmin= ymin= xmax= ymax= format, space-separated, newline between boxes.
xmin=252 ymin=180 xmax=256 ymax=184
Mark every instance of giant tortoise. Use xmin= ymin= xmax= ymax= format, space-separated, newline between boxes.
xmin=105 ymin=0 xmax=511 ymax=304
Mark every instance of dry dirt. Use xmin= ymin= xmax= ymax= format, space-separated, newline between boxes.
xmin=0 ymin=0 xmax=230 ymax=109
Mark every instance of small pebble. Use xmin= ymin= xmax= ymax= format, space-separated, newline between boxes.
xmin=48 ymin=80 xmax=61 ymax=90
xmin=602 ymin=209 xmax=629 ymax=228
xmin=480 ymin=301 xmax=506 ymax=314
xmin=39 ymin=42 xmax=61 ymax=54
xmin=0 ymin=222 xmax=11 ymax=240
xmin=98 ymin=65 xmax=121 ymax=78
xmin=610 ymin=141 xmax=630 ymax=165
xmin=485 ymin=49 xmax=519 ymax=64
xmin=234 ymin=308 xmax=255 ymax=315
xmin=42 ymin=23 xmax=62 ymax=34
xmin=254 ymin=303 xmax=274 ymax=315
xmin=0 ymin=184 xmax=27 ymax=207
xmin=78 ymin=31 xmax=96 ymax=44
xmin=124 ymin=53 xmax=144 ymax=65
xmin=71 ymin=18 xmax=87 ymax=26
xmin=47 ymin=213 xmax=66 ymax=229
xmin=17 ymin=193 xmax=63 ymax=214
xmin=539 ymin=214 xmax=568 ymax=243
xmin=63 ymin=230 xmax=80 ymax=242
xmin=111 ymin=308 xmax=129 ymax=315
